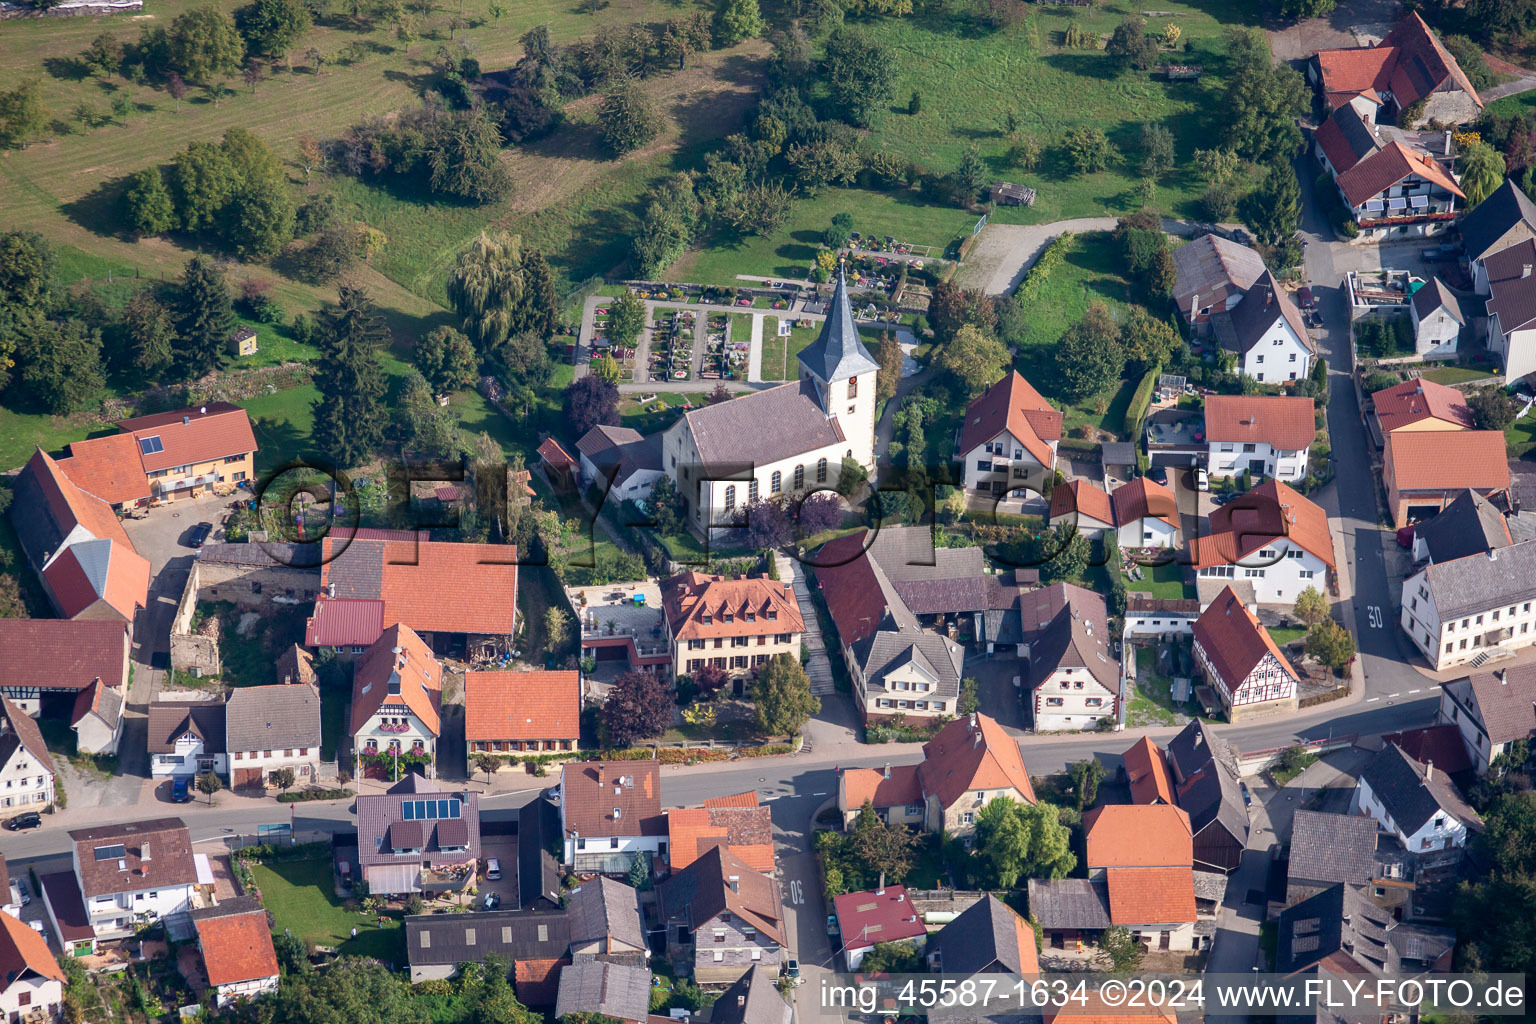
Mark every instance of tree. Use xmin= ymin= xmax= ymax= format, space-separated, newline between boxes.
xmin=312 ymin=284 xmax=390 ymax=468
xmin=448 ymin=230 xmax=526 ymax=355
xmin=738 ymin=497 xmax=793 ymax=550
xmin=473 ymin=752 xmax=502 ymax=784
xmin=715 ymin=0 xmax=763 ymax=46
xmin=298 ymin=133 xmax=323 ymax=185
xmin=627 ymin=851 xmax=652 ymax=890
xmin=607 ymin=288 xmax=648 ymax=349
xmin=1305 ymin=619 xmax=1356 ymax=672
xmin=1292 ymin=586 xmax=1329 ymax=628
xmin=590 ymin=353 xmax=621 ymax=385
xmin=17 ymin=319 xmax=105 ymax=414
xmin=269 ymin=955 xmax=425 ymax=1024
xmin=599 ymin=76 xmax=664 ymax=155
xmin=958 ymin=676 xmax=979 ymax=715
xmin=166 ymin=73 xmax=188 ymax=113
xmin=565 ymin=374 xmax=620 ymax=436
xmin=1194 ymin=147 xmax=1242 ymax=185
xmin=1068 ymin=759 xmax=1104 ymax=810
xmin=123 ymin=167 xmax=177 ymax=237
xmin=1280 ymin=0 xmax=1335 ymax=17
xmin=1140 ymin=123 xmax=1175 ymax=178
xmin=1055 ymin=302 xmax=1125 ymax=401
xmin=414 ymin=325 xmax=478 ymax=394
xmin=953 ymin=146 xmax=985 ymax=206
xmin=1063 ymin=125 xmax=1114 ymax=174
xmin=243 ymin=59 xmax=266 ymax=94
xmin=849 ymin=802 xmax=920 ymax=881
xmin=752 ymin=653 xmax=820 ymax=737
xmin=938 ymin=324 xmax=1009 ymax=399
xmin=858 ymin=941 xmax=923 ymax=973
xmin=165 ymin=6 xmax=247 ymax=84
xmin=705 ymin=382 xmax=732 ymax=405
xmin=1107 ymin=16 xmax=1157 ymax=70
xmin=1099 ymin=925 xmax=1144 ymax=972
xmin=169 ymin=141 xmax=238 ymax=232
xmin=835 ymin=456 xmax=867 ymax=499
xmin=82 ymin=32 xmax=125 ymax=77
xmin=120 ymin=293 xmax=178 ymax=374
xmin=239 ymin=0 xmax=312 ymax=57
xmin=519 ymin=248 xmax=560 ymax=340
xmin=796 ymin=491 xmax=842 ymax=536
xmin=1244 ymin=162 xmax=1302 ymax=247
xmin=602 ymin=670 xmax=673 ymax=747
xmin=1121 ymin=307 xmax=1177 ymax=367
xmin=175 ymin=256 xmax=234 ymax=377
xmin=545 ymin=605 xmax=571 ymax=650
xmin=1149 ymin=247 xmax=1178 ymax=301
xmin=228 ymin=172 xmax=297 ymax=258
xmin=1039 ymin=522 xmax=1090 ymax=585
xmin=1462 ymin=142 xmax=1508 ymax=208
xmin=1470 ymin=385 xmax=1519 ymax=430
xmin=0 ymin=79 xmax=47 ymax=150
xmin=1224 ymin=28 xmax=1306 ymax=164
xmin=821 ymin=28 xmax=896 ymax=127
xmin=731 ymin=182 xmax=793 ymax=236
xmin=195 ymin=771 xmax=223 ymax=804
xmin=427 ymin=107 xmax=511 ymax=203
xmin=875 ymin=332 xmax=903 ymax=402
xmin=273 ymin=766 xmax=296 ymax=794
xmin=632 ymin=174 xmax=699 ymax=278
xmin=971 ymin=796 xmax=1076 ymax=888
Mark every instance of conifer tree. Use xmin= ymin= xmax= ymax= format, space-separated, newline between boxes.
xmin=175 ymin=255 xmax=233 ymax=376
xmin=312 ymin=283 xmax=389 ymax=468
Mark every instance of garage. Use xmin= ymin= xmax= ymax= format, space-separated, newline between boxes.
xmin=233 ymin=767 xmax=263 ymax=787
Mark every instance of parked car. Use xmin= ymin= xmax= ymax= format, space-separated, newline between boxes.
xmin=1240 ymin=782 xmax=1252 ymax=807
xmin=14 ymin=879 xmax=31 ymax=906
xmin=1195 ymin=467 xmax=1210 ymax=491
xmin=186 ymin=522 xmax=213 ymax=548
xmin=486 ymin=859 xmax=501 ymax=881
xmin=1212 ymin=491 xmax=1239 ymax=506
xmin=4 ymin=811 xmax=41 ymax=831
xmin=782 ymin=959 xmax=800 ymax=981
xmin=171 ymin=777 xmax=192 ymax=803
xmin=1148 ymin=464 xmax=1169 ymax=485
xmin=483 ymin=892 xmax=500 ymax=910
xmin=826 ymin=914 xmax=840 ymax=936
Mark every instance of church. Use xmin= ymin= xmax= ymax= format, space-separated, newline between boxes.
xmin=660 ymin=271 xmax=880 ymax=537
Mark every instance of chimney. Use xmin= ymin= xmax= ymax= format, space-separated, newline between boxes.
xmin=882 ymin=763 xmax=891 ymax=780
xmin=1489 ymin=549 xmax=1499 ymax=561
xmin=1189 ymin=290 xmax=1199 ymax=322
xmin=1501 ymin=669 xmax=1509 ymax=686
xmin=1523 ymin=264 xmax=1532 ymax=279
xmin=876 ymin=872 xmax=886 ymax=895
xmin=738 ymin=996 xmax=747 ymax=1008
xmin=182 ymin=415 xmax=191 ymax=425
xmin=1445 ymin=129 xmax=1453 ymax=157
xmin=1425 ymin=760 xmax=1434 ymax=782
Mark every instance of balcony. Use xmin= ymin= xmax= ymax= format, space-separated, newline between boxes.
xmin=419 ymin=861 xmax=475 ymax=889
xmin=154 ymin=471 xmax=219 ymax=494
xmin=1355 ymin=210 xmax=1455 ymax=229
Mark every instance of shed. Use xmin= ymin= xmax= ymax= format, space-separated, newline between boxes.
xmin=989 ymin=183 xmax=1036 ymax=207
xmin=230 ymin=327 xmax=258 ymax=357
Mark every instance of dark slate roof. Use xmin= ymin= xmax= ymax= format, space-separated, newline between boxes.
xmin=1024 ymin=585 xmax=1117 ymax=693
xmin=850 ymin=629 xmax=964 ymax=701
xmin=796 ymin=270 xmax=880 ymax=384
xmin=1412 ymin=276 xmax=1465 ymax=325
xmin=1360 ymin=743 xmax=1482 ymax=836
xmin=1460 ymin=177 xmax=1536 ymax=262
xmin=224 ymin=684 xmax=321 ymax=753
xmin=928 ymin=895 xmax=1035 ymax=975
xmin=356 ymin=783 xmax=481 ymax=867
xmin=404 ymin=908 xmax=569 ymax=968
xmin=198 ymin=542 xmax=322 ymax=569
xmin=553 ymin=959 xmax=651 ymax=1024
xmin=1025 ymin=878 xmax=1111 ymax=930
xmin=867 ymin=527 xmax=993 ymax=615
xmin=1277 ymin=884 xmax=1397 ymax=976
xmin=567 ymin=877 xmax=645 ymax=952
xmin=519 ymin=797 xmax=564 ymax=911
xmin=708 ymin=967 xmax=793 ymax=1024
xmin=682 ymin=379 xmax=845 ymax=467
xmin=1414 ymin=489 xmax=1514 ymax=564
xmin=1459 ymin=664 xmax=1536 ymax=745
xmin=146 ymin=700 xmax=225 ymax=754
xmin=1288 ymin=810 xmax=1378 ymax=886
xmin=1222 ymin=270 xmax=1312 ymax=357
xmin=1420 ymin=540 xmax=1536 ymax=621
xmin=1167 ymin=721 xmax=1249 ymax=849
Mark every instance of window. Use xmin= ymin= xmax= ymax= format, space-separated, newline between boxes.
xmin=961 ymin=812 xmax=975 ymax=825
xmin=848 ymin=377 xmax=858 ymax=398
xmin=1445 ymin=643 xmax=1453 ymax=654
xmin=749 ymin=479 xmax=759 ymax=502
xmin=1256 ymin=373 xmax=1264 ymax=381
xmin=1256 ymin=355 xmax=1264 ymax=364
xmin=817 ymin=457 xmax=828 ymax=483
xmin=714 ymin=950 xmax=725 ymax=962
xmin=1289 ymin=353 xmax=1297 ymax=362
xmin=794 ymin=464 xmax=804 ymax=489
xmin=724 ymin=485 xmax=735 ymax=511
xmin=1242 ymin=443 xmax=1256 ymax=453
xmin=1046 ymin=697 xmax=1064 ymax=707
xmin=714 ymin=930 xmax=726 ymax=942
xmin=771 ymin=470 xmax=782 ymax=494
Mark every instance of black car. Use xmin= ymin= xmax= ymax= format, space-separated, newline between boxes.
xmin=187 ymin=522 xmax=213 ymax=548
xmin=1212 ymin=491 xmax=1239 ymax=506
xmin=5 ymin=811 xmax=42 ymax=831
xmin=1148 ymin=464 xmax=1169 ymax=485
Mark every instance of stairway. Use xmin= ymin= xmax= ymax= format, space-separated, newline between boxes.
xmin=780 ymin=551 xmax=838 ymax=696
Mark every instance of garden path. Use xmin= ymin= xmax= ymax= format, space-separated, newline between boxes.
xmin=747 ymin=314 xmax=765 ymax=383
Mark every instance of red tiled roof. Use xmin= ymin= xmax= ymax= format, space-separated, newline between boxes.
xmin=1122 ymin=736 xmax=1173 ymax=805
xmin=1315 ymin=45 xmax=1396 ymax=97
xmin=561 ymin=761 xmax=663 ymax=839
xmin=0 ymin=908 xmax=64 ymax=986
xmin=464 ymin=670 xmax=579 ymax=742
xmin=1204 ymin=394 xmax=1317 ymax=451
xmin=1049 ymin=478 xmax=1114 ymax=526
xmin=24 ymin=449 xmax=137 ymax=553
xmin=1084 ymin=804 xmax=1192 ymax=868
xmin=1193 ymin=587 xmax=1298 ymax=691
xmin=1110 ymin=477 xmax=1179 ymax=530
xmin=666 ymin=802 xmax=775 ymax=873
xmin=1 ymin=696 xmax=54 ymax=774
xmin=918 ymin=713 xmax=1035 ymax=810
xmin=703 ymin=792 xmax=760 ymax=808
xmin=1314 ymin=109 xmax=1370 ymax=177
xmin=1372 ymin=378 xmax=1474 ymax=433
xmin=1193 ymin=479 xmax=1335 ymax=570
xmin=1380 ymin=723 xmax=1474 ymax=775
xmin=0 ymin=618 xmax=126 ymax=692
xmin=1336 ymin=141 xmax=1464 ymax=208
xmin=515 ymin=957 xmax=569 ymax=1006
xmin=1386 ymin=430 xmax=1510 ymax=492
xmin=1104 ymin=867 xmax=1197 ymax=925
xmin=319 ymin=535 xmax=518 ymax=637
xmin=957 ymin=371 xmax=1062 ymax=465
xmin=840 ymin=764 xmax=922 ymax=810
xmin=833 ymin=886 xmax=928 ymax=952
xmin=812 ymin=531 xmax=887 ymax=645
xmin=115 ymin=403 xmax=258 ymax=473
xmin=305 ymin=598 xmax=386 ymax=647
xmin=350 ymin=623 xmax=442 ymax=735
xmin=43 ymin=540 xmax=150 ymax=621
xmin=58 ymin=433 xmax=152 ymax=505
xmin=1048 ymin=996 xmax=1177 ymax=1024
xmin=538 ymin=437 xmax=577 ymax=470
xmin=1380 ymin=11 xmax=1483 ymax=110
xmin=660 ymin=572 xmax=803 ymax=641
xmin=195 ymin=910 xmax=279 ymax=988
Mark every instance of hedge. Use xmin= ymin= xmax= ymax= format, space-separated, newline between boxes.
xmin=1018 ymin=232 xmax=1076 ymax=303
xmin=1055 ymin=438 xmax=1102 ymax=458
xmin=276 ymin=788 xmax=350 ymax=803
xmin=1123 ymin=365 xmax=1161 ymax=439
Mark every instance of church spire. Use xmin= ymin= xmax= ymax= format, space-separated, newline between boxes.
xmin=796 ymin=266 xmax=879 ymax=384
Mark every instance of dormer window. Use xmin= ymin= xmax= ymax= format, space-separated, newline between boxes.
xmin=723 ymin=611 xmax=733 ymax=622
xmin=746 ymin=611 xmax=756 ymax=622
xmin=702 ymin=612 xmax=713 ymax=624
xmin=767 ymin=610 xmax=777 ymax=620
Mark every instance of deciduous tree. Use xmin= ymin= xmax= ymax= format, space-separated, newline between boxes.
xmin=238 ymin=0 xmax=312 ymax=57
xmin=1107 ymin=16 xmax=1158 ymax=70
xmin=448 ymin=230 xmax=526 ymax=355
xmin=123 ymin=167 xmax=177 ymax=237
xmin=1462 ymin=142 xmax=1507 ymax=207
xmin=1223 ymin=28 xmax=1305 ymax=164
xmin=427 ymin=107 xmax=511 ymax=203
xmin=876 ymin=331 xmax=903 ymax=402
xmin=849 ymin=802 xmax=919 ymax=881
xmin=164 ymin=6 xmax=247 ymax=84
xmin=0 ymin=79 xmax=47 ymax=150
xmin=751 ymin=653 xmax=819 ymax=736
xmin=937 ymin=324 xmax=1008 ymax=399
xmin=1063 ymin=125 xmax=1114 ymax=174
xmin=972 ymin=796 xmax=1075 ymax=888
xmin=564 ymin=374 xmax=619 ymax=436
xmin=414 ymin=324 xmax=477 ymax=394
xmin=602 ymin=670 xmax=673 ymax=747
xmin=17 ymin=319 xmax=104 ymax=414
xmin=821 ymin=27 xmax=895 ymax=127
xmin=599 ymin=75 xmax=664 ymax=155
xmin=714 ymin=0 xmax=763 ymax=46
xmin=606 ymin=288 xmax=647 ymax=349
xmin=1292 ymin=585 xmax=1329 ymax=627
xmin=1055 ymin=301 xmax=1125 ymax=401
xmin=1305 ymin=619 xmax=1356 ymax=671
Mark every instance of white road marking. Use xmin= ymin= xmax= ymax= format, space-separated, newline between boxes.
xmin=1366 ymin=697 xmax=1380 ymax=703
xmin=1387 ymin=692 xmax=1400 ymax=698
xmin=811 ymin=792 xmax=827 ymax=797
xmin=1407 ymin=689 xmax=1420 ymax=694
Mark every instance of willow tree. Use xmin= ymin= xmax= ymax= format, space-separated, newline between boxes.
xmin=446 ymin=230 xmax=526 ymax=355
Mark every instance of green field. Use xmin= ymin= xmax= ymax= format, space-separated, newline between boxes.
xmin=759 ymin=317 xmax=821 ymax=382
xmin=1123 ymin=560 xmax=1193 ymax=601
xmin=249 ymin=856 xmax=405 ymax=962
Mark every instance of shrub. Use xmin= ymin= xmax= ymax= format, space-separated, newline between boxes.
xmin=1123 ymin=365 xmax=1160 ymax=437
xmin=276 ymin=787 xmax=350 ymax=803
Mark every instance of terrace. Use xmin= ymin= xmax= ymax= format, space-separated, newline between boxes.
xmin=1346 ymin=269 xmax=1420 ymax=320
xmin=569 ymin=580 xmax=670 ymax=666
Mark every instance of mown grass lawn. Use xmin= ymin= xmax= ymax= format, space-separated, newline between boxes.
xmin=1421 ymin=366 xmax=1496 ymax=385
xmin=759 ymin=318 xmax=822 ymax=382
xmin=249 ymin=856 xmax=405 ymax=962
xmin=318 ymin=686 xmax=346 ymax=762
xmin=1123 ymin=560 xmax=1194 ymax=601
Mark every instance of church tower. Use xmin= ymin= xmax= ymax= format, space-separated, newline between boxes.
xmin=796 ymin=270 xmax=881 ymax=470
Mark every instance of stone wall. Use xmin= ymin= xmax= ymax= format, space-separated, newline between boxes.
xmin=169 ymin=563 xmax=220 ymax=678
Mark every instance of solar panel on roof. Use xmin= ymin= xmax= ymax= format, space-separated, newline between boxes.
xmin=94 ymin=844 xmax=127 ymax=861
xmin=139 ymin=436 xmax=164 ymax=455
